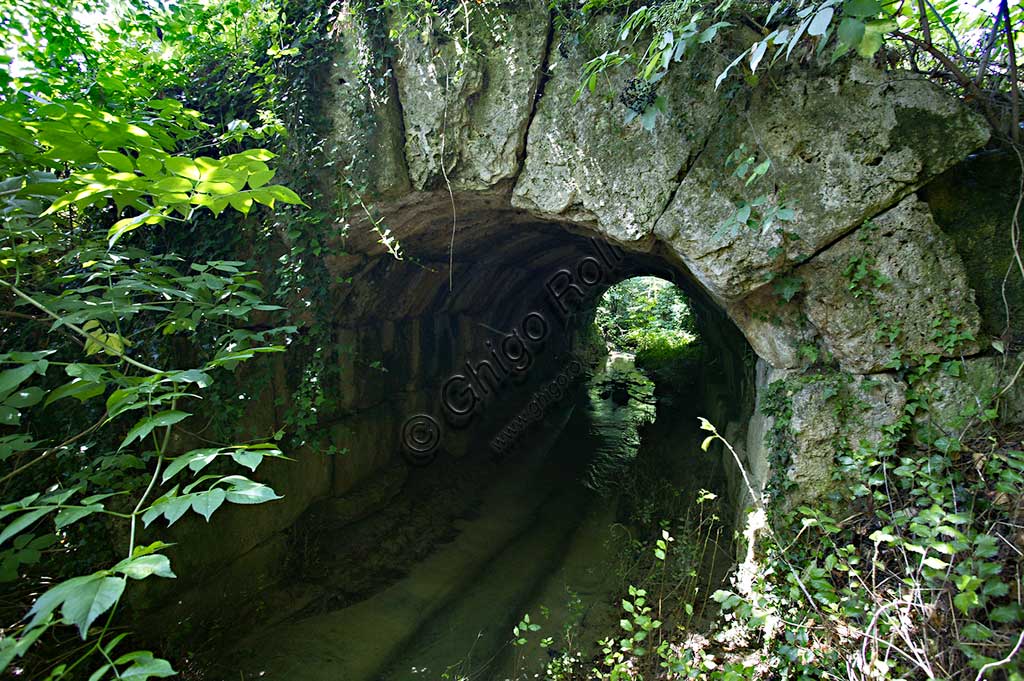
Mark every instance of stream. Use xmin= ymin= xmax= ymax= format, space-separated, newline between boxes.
xmin=225 ymin=352 xmax=709 ymax=681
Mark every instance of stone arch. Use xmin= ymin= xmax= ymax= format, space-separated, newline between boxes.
xmin=320 ymin=0 xmax=989 ymax=502
xmin=321 ymin=191 xmax=755 ymax=491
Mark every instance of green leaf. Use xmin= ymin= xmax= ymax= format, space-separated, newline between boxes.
xmin=0 ymin=365 xmax=35 ymax=401
xmin=0 ymin=405 xmax=19 ymax=426
xmin=190 ymin=489 xmax=226 ymax=521
xmin=954 ymin=590 xmax=978 ymax=614
xmin=45 ymin=379 xmax=105 ymax=406
xmin=108 ymin=210 xmax=162 ymax=246
xmin=164 ymin=157 xmax=200 ymax=181
xmin=247 ymin=168 xmax=275 ymax=188
xmin=60 ymin=576 xmax=126 ymax=638
xmin=0 ymin=614 xmax=49 ymax=669
xmin=837 ymin=17 xmax=865 ymax=47
xmin=264 ymin=184 xmax=306 ymax=206
xmin=55 ymin=505 xmax=103 ymax=529
xmin=136 ymin=154 xmax=163 ymax=177
xmin=116 ymin=651 xmax=176 ymax=680
xmin=228 ymin=193 xmax=253 ymax=215
xmin=223 ymin=476 xmax=282 ymax=505
xmin=0 ymin=508 xmax=52 ymax=545
xmin=4 ymin=387 xmax=44 ymax=409
xmin=142 ymin=492 xmax=191 ymax=528
xmin=113 ymin=554 xmax=176 ymax=580
xmin=97 ymin=151 xmax=134 ymax=173
xmin=857 ymin=22 xmax=885 ymax=57
xmin=163 ymin=369 xmax=212 ymax=388
xmin=230 ymin=450 xmax=263 ymax=471
xmin=989 ymin=604 xmax=1023 ymax=624
xmin=844 ymin=0 xmax=881 ymax=18
xmin=151 ymin=176 xmax=193 ymax=194
xmin=808 ymin=6 xmax=835 ymax=36
xmin=119 ymin=411 xmax=191 ymax=450
xmin=0 ymin=434 xmax=38 ymax=462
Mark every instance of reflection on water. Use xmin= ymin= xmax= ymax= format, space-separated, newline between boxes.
xmin=228 ymin=354 xmax=662 ymax=681
xmin=581 ymin=351 xmax=655 ymax=496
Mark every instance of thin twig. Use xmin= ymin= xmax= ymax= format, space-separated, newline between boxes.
xmin=0 ymin=412 xmax=106 ymax=485
xmin=0 ymin=278 xmax=162 ymax=375
xmin=975 ymin=628 xmax=1024 ymax=681
xmin=917 ymin=0 xmax=931 ymax=47
xmin=894 ymin=30 xmax=1002 ymax=133
xmin=1000 ymin=0 xmax=1020 ymax=144
xmin=702 ymin=419 xmax=824 ymax=618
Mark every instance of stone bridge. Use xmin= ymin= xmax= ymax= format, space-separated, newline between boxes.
xmin=160 ymin=1 xmax=1017 ymax=634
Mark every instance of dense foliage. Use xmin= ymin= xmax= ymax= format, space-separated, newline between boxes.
xmin=553 ymin=0 xmax=1022 ymax=141
xmin=0 ymin=0 xmax=321 ymax=677
xmin=596 ymin=277 xmax=697 ymax=353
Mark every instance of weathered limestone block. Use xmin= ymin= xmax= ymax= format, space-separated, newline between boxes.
xmin=325 ymin=9 xmax=410 ymax=199
xmin=512 ymin=23 xmax=723 ymax=243
xmin=654 ymin=61 xmax=989 ymax=300
xmin=798 ymin=196 xmax=981 ymax=374
xmin=727 ymin=285 xmax=817 ymax=370
xmin=394 ymin=1 xmax=549 ymax=191
xmin=914 ymin=354 xmax=1024 ymax=444
xmin=786 ymin=373 xmax=907 ymax=500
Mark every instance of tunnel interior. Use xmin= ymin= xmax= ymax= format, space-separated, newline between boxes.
xmin=195 ymin=193 xmax=763 ymax=679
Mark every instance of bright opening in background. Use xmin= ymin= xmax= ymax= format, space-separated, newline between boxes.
xmin=595 ymin=276 xmax=698 ymax=356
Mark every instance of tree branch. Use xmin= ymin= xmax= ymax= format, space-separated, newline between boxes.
xmin=0 ymin=279 xmax=162 ymax=375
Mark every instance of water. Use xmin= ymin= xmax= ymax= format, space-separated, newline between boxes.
xmin=223 ymin=354 xmax=665 ymax=681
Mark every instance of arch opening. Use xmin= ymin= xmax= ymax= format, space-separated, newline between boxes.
xmin=206 ymin=200 xmax=763 ymax=681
